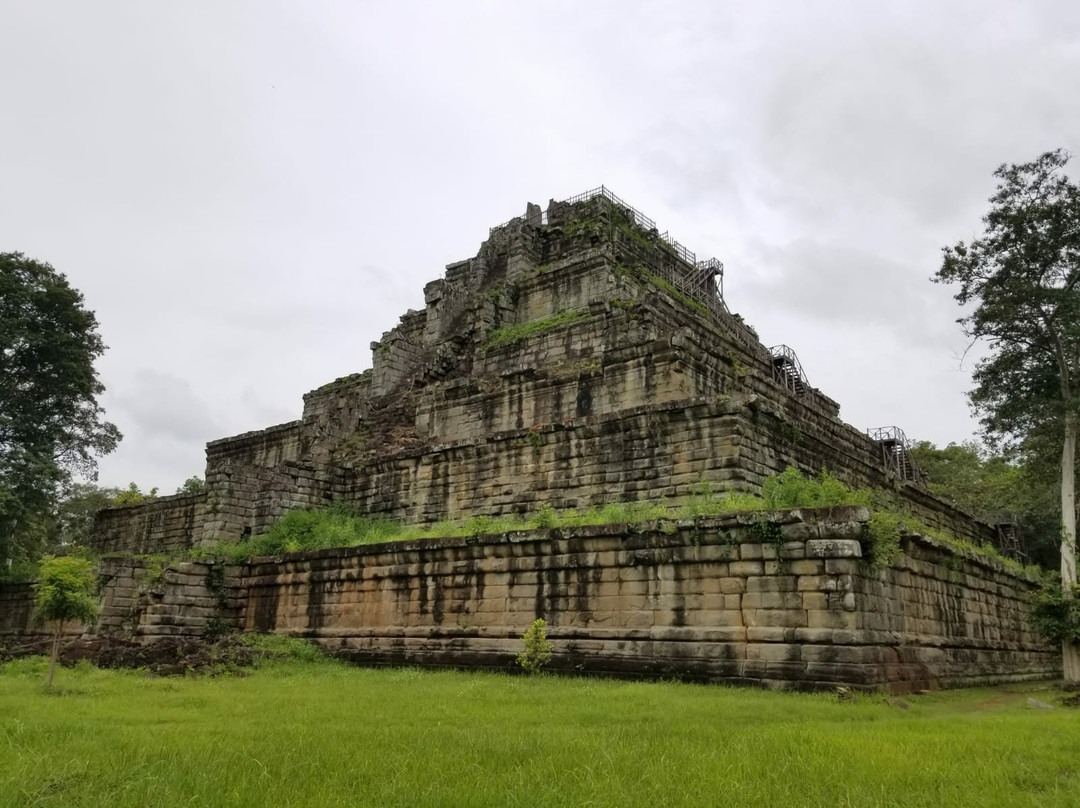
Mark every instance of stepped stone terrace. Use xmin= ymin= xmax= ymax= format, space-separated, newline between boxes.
xmin=3 ymin=186 xmax=1053 ymax=691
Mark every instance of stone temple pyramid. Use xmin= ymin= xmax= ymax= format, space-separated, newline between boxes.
xmin=18 ymin=187 xmax=1046 ymax=692
xmin=94 ymin=187 xmax=990 ymax=554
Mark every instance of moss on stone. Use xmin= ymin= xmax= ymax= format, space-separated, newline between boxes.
xmin=483 ymin=310 xmax=588 ymax=351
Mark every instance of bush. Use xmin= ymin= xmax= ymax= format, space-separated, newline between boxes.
xmin=0 ymin=559 xmax=39 ymax=583
xmin=516 ymin=619 xmax=554 ymax=673
xmin=1030 ymin=585 xmax=1080 ymax=643
xmin=760 ymin=467 xmax=871 ymax=510
xmin=863 ymin=512 xmax=903 ymax=569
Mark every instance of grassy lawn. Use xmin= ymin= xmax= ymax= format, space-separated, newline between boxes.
xmin=1 ymin=656 xmax=1077 ymax=808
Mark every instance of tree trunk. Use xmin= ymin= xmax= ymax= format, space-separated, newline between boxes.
xmin=46 ymin=623 xmax=62 ymax=688
xmin=1062 ymin=411 xmax=1080 ymax=685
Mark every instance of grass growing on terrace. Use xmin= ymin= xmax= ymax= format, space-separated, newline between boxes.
xmin=482 ymin=309 xmax=588 ymax=351
xmin=185 ymin=467 xmax=1037 ymax=578
xmin=1 ymin=656 xmax=1077 ymax=808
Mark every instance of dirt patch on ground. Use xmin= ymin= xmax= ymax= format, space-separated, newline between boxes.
xmin=1 ymin=635 xmax=260 ymax=676
xmin=973 ymin=692 xmax=1019 ymax=710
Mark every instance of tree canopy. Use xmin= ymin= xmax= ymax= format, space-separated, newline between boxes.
xmin=111 ymin=482 xmax=159 ymax=506
xmin=0 ymin=253 xmax=120 ymax=564
xmin=935 ymin=148 xmax=1080 ymax=682
xmin=937 ymin=151 xmax=1080 ymax=449
xmin=176 ymin=476 xmax=206 ymax=496
xmin=910 ymin=440 xmax=1060 ymax=568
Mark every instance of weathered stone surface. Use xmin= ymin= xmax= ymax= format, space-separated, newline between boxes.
xmin=90 ymin=192 xmax=999 ymax=555
xmin=806 ymin=539 xmax=863 ymax=558
xmin=50 ymin=190 xmax=1057 ymax=691
xmin=2 ymin=515 xmax=1061 ymax=691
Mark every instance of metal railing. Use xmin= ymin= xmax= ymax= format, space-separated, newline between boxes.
xmin=560 ymin=185 xmax=658 ymax=231
xmin=769 ymin=345 xmax=809 ymax=395
xmin=867 ymin=426 xmax=924 ymax=484
xmin=490 ymin=186 xmax=701 ymax=265
xmin=995 ymin=522 xmax=1027 ymax=561
xmin=488 ymin=185 xmax=736 ymax=333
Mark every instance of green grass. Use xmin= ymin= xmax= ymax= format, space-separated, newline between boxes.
xmin=186 ymin=468 xmax=1040 ymax=580
xmin=192 ymin=494 xmax=775 ymax=563
xmin=1 ymin=657 xmax=1077 ymax=807
xmin=642 ymin=269 xmax=711 ymax=316
xmin=483 ymin=309 xmax=588 ymax=351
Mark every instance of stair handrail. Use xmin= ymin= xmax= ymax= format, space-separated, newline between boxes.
xmin=769 ymin=345 xmax=810 ymax=393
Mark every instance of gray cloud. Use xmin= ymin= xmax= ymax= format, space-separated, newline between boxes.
xmin=96 ymin=369 xmax=222 ymax=488
xmin=109 ymin=370 xmax=222 ymax=445
xmin=739 ymin=238 xmax=960 ymax=349
xmin=2 ymin=1 xmax=1078 ymax=489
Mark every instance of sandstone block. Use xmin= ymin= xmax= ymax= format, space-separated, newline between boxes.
xmin=806 ymin=539 xmax=862 ymax=559
xmin=746 ymin=626 xmax=794 ymax=643
xmin=746 ymin=642 xmax=801 ymax=662
xmin=741 ymin=592 xmax=803 ymax=610
xmin=740 ymin=544 xmax=764 ymax=561
xmin=746 ymin=609 xmax=806 ymax=628
xmin=806 ymin=609 xmax=857 ymax=630
xmin=729 ymin=561 xmax=764 ymax=577
xmin=745 ymin=575 xmax=797 ymax=593
xmin=719 ymin=578 xmax=746 ymax=595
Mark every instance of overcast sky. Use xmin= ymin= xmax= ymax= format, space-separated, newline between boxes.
xmin=3 ymin=1 xmax=1079 ymax=491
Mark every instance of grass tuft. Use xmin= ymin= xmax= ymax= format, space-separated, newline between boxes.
xmin=483 ymin=310 xmax=588 ymax=351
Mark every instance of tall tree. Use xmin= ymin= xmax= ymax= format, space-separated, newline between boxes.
xmin=49 ymin=482 xmax=125 ymax=552
xmin=0 ymin=253 xmax=121 ymax=564
xmin=935 ymin=149 xmax=1080 ymax=683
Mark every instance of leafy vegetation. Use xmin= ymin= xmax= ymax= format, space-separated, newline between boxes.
xmin=759 ymin=466 xmax=869 ymax=509
xmin=0 ymin=479 xmax=173 ymax=574
xmin=0 ymin=559 xmax=39 ymax=584
xmin=0 ymin=253 xmax=121 ymax=567
xmin=935 ymin=148 xmax=1080 ymax=682
xmin=110 ymin=482 xmax=159 ymax=506
xmin=32 ymin=555 xmax=99 ymax=686
xmin=191 ymin=506 xmax=401 ymax=562
xmin=175 ymin=476 xmax=206 ymax=496
xmin=516 ymin=618 xmax=554 ymax=673
xmin=911 ymin=440 xmax=1062 ymax=568
xmin=184 ymin=467 xmax=1036 ymax=580
xmin=1030 ymin=584 xmax=1080 ymax=643
xmin=193 ymin=500 xmax=696 ymax=564
xmin=483 ymin=310 xmax=588 ymax=351
xmin=864 ymin=512 xmax=904 ymax=569
xmin=642 ymin=269 xmax=710 ymax=317
xmin=1 ymin=660 xmax=1078 ymax=807
xmin=237 ymin=632 xmax=327 ymax=664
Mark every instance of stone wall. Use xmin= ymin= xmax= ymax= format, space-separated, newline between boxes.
xmin=0 ymin=559 xmax=243 ymax=649
xmin=93 ymin=493 xmax=208 ymax=555
xmin=0 ymin=582 xmax=37 ymax=637
xmin=93 ymin=557 xmax=245 ymax=641
xmin=13 ymin=510 xmax=1060 ymax=691
xmin=233 ymin=510 xmax=1054 ymax=691
xmin=201 ymin=421 xmax=323 ymax=542
xmin=0 ymin=581 xmax=87 ymax=652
